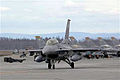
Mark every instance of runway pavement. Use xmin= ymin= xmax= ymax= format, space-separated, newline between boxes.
xmin=0 ymin=56 xmax=120 ymax=80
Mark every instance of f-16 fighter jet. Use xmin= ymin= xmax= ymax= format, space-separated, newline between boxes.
xmin=28 ymin=19 xmax=101 ymax=69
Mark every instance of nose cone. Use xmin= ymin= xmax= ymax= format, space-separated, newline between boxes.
xmin=42 ymin=45 xmax=59 ymax=59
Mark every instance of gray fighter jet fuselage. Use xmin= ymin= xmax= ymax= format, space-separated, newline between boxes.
xmin=29 ymin=19 xmax=89 ymax=69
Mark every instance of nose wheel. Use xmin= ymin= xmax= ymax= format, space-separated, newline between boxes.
xmin=48 ymin=60 xmax=56 ymax=69
xmin=53 ymin=64 xmax=55 ymax=69
xmin=48 ymin=62 xmax=51 ymax=69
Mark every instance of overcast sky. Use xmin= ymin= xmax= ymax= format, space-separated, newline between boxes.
xmin=0 ymin=0 xmax=120 ymax=34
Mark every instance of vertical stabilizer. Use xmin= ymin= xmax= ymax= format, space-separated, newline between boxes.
xmin=35 ymin=36 xmax=45 ymax=49
xmin=35 ymin=36 xmax=41 ymax=41
xmin=65 ymin=19 xmax=71 ymax=39
xmin=111 ymin=37 xmax=120 ymax=46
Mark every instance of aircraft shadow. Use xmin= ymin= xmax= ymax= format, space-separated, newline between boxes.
xmin=55 ymin=66 xmax=107 ymax=70
xmin=27 ymin=66 xmax=107 ymax=71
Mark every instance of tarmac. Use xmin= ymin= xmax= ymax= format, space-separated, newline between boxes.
xmin=0 ymin=55 xmax=120 ymax=80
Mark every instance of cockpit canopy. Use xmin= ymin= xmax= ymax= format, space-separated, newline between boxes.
xmin=46 ymin=39 xmax=59 ymax=45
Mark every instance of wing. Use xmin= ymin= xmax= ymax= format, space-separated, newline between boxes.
xmin=56 ymin=48 xmax=100 ymax=62
xmin=73 ymin=48 xmax=100 ymax=52
xmin=56 ymin=48 xmax=100 ymax=53
xmin=56 ymin=48 xmax=120 ymax=53
xmin=101 ymin=49 xmax=120 ymax=52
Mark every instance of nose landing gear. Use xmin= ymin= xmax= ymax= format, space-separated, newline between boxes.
xmin=48 ymin=62 xmax=52 ymax=69
xmin=48 ymin=59 xmax=56 ymax=69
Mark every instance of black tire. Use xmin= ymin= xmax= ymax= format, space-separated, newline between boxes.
xmin=19 ymin=60 xmax=23 ymax=63
xmin=48 ymin=63 xmax=51 ymax=69
xmin=4 ymin=57 xmax=8 ymax=62
xmin=53 ymin=64 xmax=55 ymax=69
xmin=34 ymin=55 xmax=37 ymax=61
xmin=95 ymin=55 xmax=99 ymax=59
xmin=96 ymin=57 xmax=99 ymax=59
xmin=117 ymin=52 xmax=120 ymax=57
xmin=71 ymin=62 xmax=74 ymax=69
xmin=20 ymin=55 xmax=22 ymax=58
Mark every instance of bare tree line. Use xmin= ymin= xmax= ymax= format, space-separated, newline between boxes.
xmin=0 ymin=37 xmax=120 ymax=50
xmin=0 ymin=37 xmax=38 ymax=50
xmin=0 ymin=37 xmax=63 ymax=50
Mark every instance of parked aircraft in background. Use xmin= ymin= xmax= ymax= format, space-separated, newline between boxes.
xmin=35 ymin=36 xmax=45 ymax=49
xmin=69 ymin=36 xmax=82 ymax=48
xmin=111 ymin=37 xmax=120 ymax=56
xmin=97 ymin=37 xmax=112 ymax=49
xmin=111 ymin=37 xmax=120 ymax=49
xmin=81 ymin=37 xmax=99 ymax=59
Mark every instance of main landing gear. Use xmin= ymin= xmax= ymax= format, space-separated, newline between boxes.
xmin=63 ymin=58 xmax=74 ymax=69
xmin=70 ymin=62 xmax=74 ymax=68
xmin=47 ymin=58 xmax=74 ymax=69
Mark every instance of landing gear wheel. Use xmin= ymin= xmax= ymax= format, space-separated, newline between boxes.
xmin=70 ymin=62 xmax=74 ymax=69
xmin=117 ymin=52 xmax=120 ymax=57
xmin=34 ymin=55 xmax=37 ymax=61
xmin=53 ymin=64 xmax=55 ymax=69
xmin=48 ymin=63 xmax=51 ymax=69
xmin=19 ymin=60 xmax=23 ymax=63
